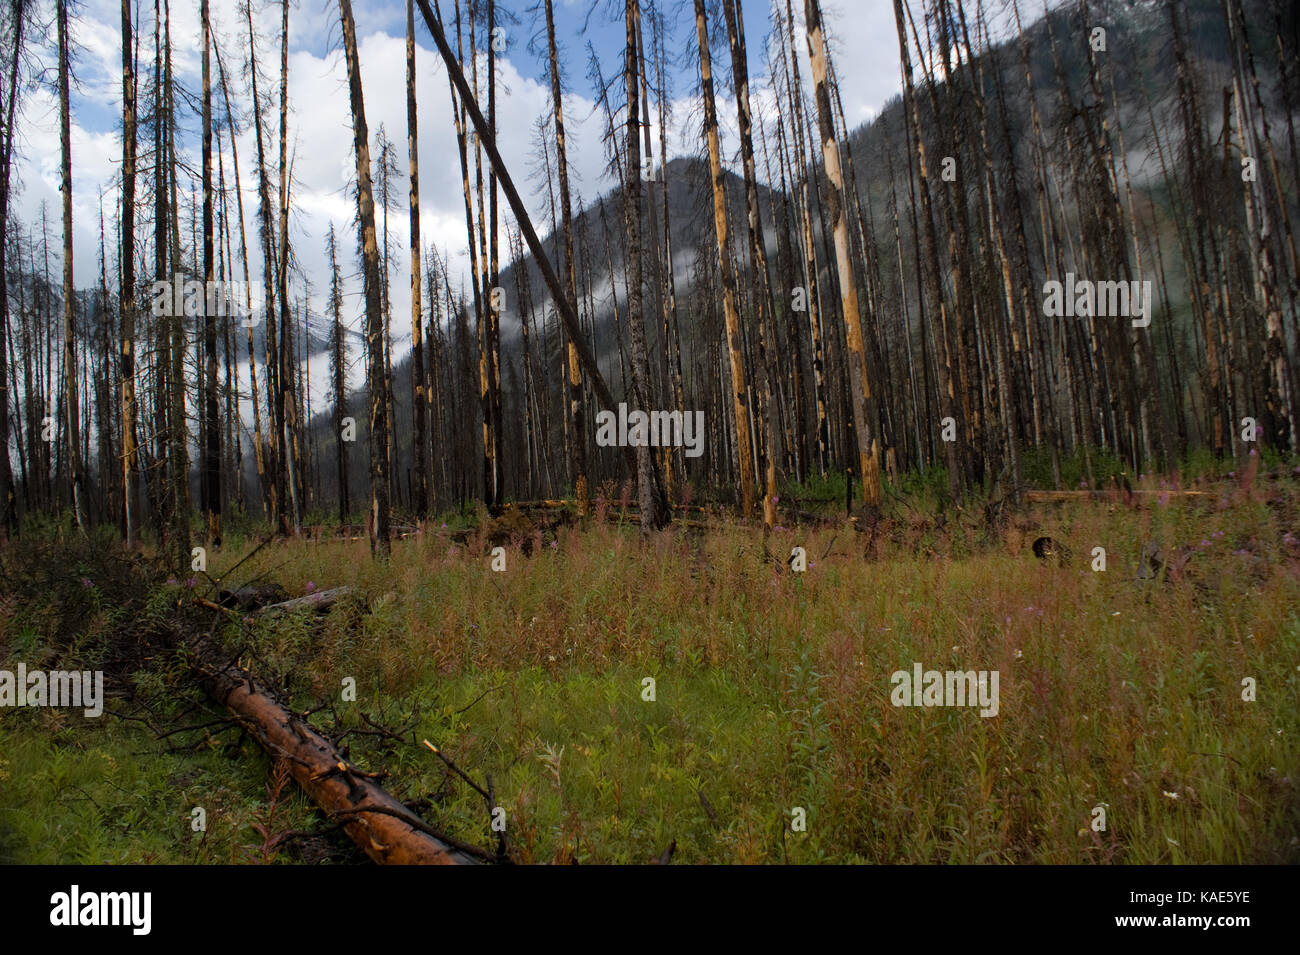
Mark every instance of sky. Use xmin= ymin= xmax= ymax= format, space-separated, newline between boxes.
xmin=7 ymin=0 xmax=908 ymax=411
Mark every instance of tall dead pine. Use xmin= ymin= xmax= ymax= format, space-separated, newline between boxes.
xmin=544 ymin=0 xmax=588 ymax=514
xmin=338 ymin=0 xmax=391 ymax=558
xmin=694 ymin=0 xmax=757 ymax=519
xmin=803 ymin=0 xmax=881 ymax=508
xmin=57 ymin=0 xmax=86 ymax=531
xmin=201 ymin=0 xmax=222 ymax=545
xmin=118 ymin=0 xmax=138 ymax=545
xmin=722 ymin=0 xmax=780 ymax=527
xmin=623 ymin=0 xmax=668 ymax=531
xmin=407 ymin=0 xmax=429 ymax=518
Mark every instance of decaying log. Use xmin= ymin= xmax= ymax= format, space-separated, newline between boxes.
xmin=1025 ymin=490 xmax=1208 ymax=503
xmin=259 ymin=586 xmax=358 ymax=616
xmin=219 ymin=583 xmax=290 ymax=610
xmin=174 ymin=621 xmax=481 ymax=865
xmin=606 ymin=512 xmax=711 ymax=531
xmin=509 ymin=499 xmax=713 ymax=514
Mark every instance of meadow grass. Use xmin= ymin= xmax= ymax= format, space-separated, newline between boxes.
xmin=1 ymin=476 xmax=1297 ymax=864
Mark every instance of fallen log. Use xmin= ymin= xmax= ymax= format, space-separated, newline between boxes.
xmin=515 ymin=498 xmax=713 ymax=514
xmin=218 ymin=583 xmax=290 ymax=611
xmin=1025 ymin=489 xmax=1208 ymax=503
xmin=259 ymin=586 xmax=358 ymax=616
xmin=609 ymin=512 xmax=712 ymax=531
xmin=263 ymin=525 xmax=419 ymax=544
xmin=174 ymin=619 xmax=482 ymax=865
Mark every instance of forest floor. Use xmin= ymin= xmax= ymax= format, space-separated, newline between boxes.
xmin=2 ymin=467 xmax=1299 ymax=864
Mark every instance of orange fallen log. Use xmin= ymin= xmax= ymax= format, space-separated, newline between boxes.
xmin=175 ymin=621 xmax=483 ymax=865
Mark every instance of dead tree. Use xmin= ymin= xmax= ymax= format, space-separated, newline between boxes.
xmin=201 ymin=0 xmax=222 ymax=545
xmin=723 ymin=0 xmax=780 ymax=526
xmin=407 ymin=0 xmax=429 ymax=518
xmin=622 ymin=0 xmax=669 ymax=531
xmin=326 ymin=225 xmax=350 ymax=523
xmin=804 ymin=0 xmax=880 ymax=508
xmin=339 ymin=0 xmax=391 ymax=558
xmin=544 ymin=0 xmax=588 ymax=514
xmin=57 ymin=0 xmax=86 ymax=530
xmin=118 ymin=0 xmax=138 ymax=545
xmin=694 ymin=0 xmax=757 ymax=519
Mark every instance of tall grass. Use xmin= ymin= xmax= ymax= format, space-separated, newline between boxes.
xmin=2 ymin=475 xmax=1297 ymax=863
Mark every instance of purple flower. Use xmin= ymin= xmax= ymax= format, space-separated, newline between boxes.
xmin=80 ymin=577 xmax=93 ymax=589
xmin=166 ymin=577 xmax=178 ymax=586
xmin=186 ymin=577 xmax=197 ymax=589
xmin=1200 ymin=539 xmax=1211 ymax=547
xmin=306 ymin=581 xmax=317 ymax=593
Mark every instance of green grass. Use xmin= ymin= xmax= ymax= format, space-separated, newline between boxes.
xmin=2 ymin=475 xmax=1298 ymax=864
xmin=0 ymin=709 xmax=322 ymax=863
